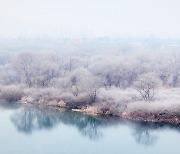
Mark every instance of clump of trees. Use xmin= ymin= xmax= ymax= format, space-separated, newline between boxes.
xmin=0 ymin=50 xmax=180 ymax=111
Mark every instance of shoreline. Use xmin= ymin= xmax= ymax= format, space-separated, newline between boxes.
xmin=20 ymin=100 xmax=180 ymax=125
xmin=71 ymin=107 xmax=180 ymax=124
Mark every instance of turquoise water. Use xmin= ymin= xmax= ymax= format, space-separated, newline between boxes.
xmin=0 ymin=102 xmax=180 ymax=154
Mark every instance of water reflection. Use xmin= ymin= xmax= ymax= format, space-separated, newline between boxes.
xmin=132 ymin=124 xmax=158 ymax=145
xmin=131 ymin=122 xmax=180 ymax=145
xmin=0 ymin=100 xmax=21 ymax=110
xmin=11 ymin=106 xmax=62 ymax=133
xmin=1 ymin=102 xmax=180 ymax=146
xmin=10 ymin=105 xmax=118 ymax=140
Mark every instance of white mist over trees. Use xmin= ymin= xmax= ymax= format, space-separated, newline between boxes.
xmin=0 ymin=49 xmax=179 ymax=96
xmin=0 ymin=38 xmax=180 ymax=118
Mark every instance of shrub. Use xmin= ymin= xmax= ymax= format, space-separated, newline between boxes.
xmin=0 ymin=85 xmax=24 ymax=101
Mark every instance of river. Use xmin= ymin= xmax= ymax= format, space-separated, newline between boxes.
xmin=0 ymin=101 xmax=180 ymax=154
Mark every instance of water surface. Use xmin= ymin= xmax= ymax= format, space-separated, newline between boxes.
xmin=0 ymin=101 xmax=180 ymax=154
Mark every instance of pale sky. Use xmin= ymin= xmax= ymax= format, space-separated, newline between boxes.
xmin=0 ymin=0 xmax=180 ymax=38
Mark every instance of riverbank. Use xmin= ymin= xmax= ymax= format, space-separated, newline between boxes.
xmin=1 ymin=85 xmax=180 ymax=124
xmin=20 ymin=96 xmax=180 ymax=124
xmin=71 ymin=106 xmax=180 ymax=124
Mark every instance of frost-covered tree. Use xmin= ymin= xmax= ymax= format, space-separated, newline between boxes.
xmin=83 ymin=75 xmax=102 ymax=103
xmin=133 ymin=73 xmax=162 ymax=102
xmin=14 ymin=52 xmax=36 ymax=87
xmin=168 ymin=52 xmax=180 ymax=87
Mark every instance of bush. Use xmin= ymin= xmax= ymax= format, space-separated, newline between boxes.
xmin=0 ymin=85 xmax=24 ymax=101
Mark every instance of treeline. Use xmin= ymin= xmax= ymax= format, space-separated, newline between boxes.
xmin=0 ymin=50 xmax=179 ymax=97
xmin=0 ymin=48 xmax=180 ymax=121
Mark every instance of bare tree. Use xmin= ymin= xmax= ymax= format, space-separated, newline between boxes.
xmin=133 ymin=72 xmax=162 ymax=102
xmin=14 ymin=52 xmax=36 ymax=87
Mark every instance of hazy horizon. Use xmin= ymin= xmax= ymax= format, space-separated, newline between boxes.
xmin=0 ymin=0 xmax=180 ymax=38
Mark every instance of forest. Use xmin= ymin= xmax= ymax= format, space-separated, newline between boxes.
xmin=0 ymin=38 xmax=180 ymax=123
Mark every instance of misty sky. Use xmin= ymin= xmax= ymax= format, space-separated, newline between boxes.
xmin=0 ymin=0 xmax=180 ymax=38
